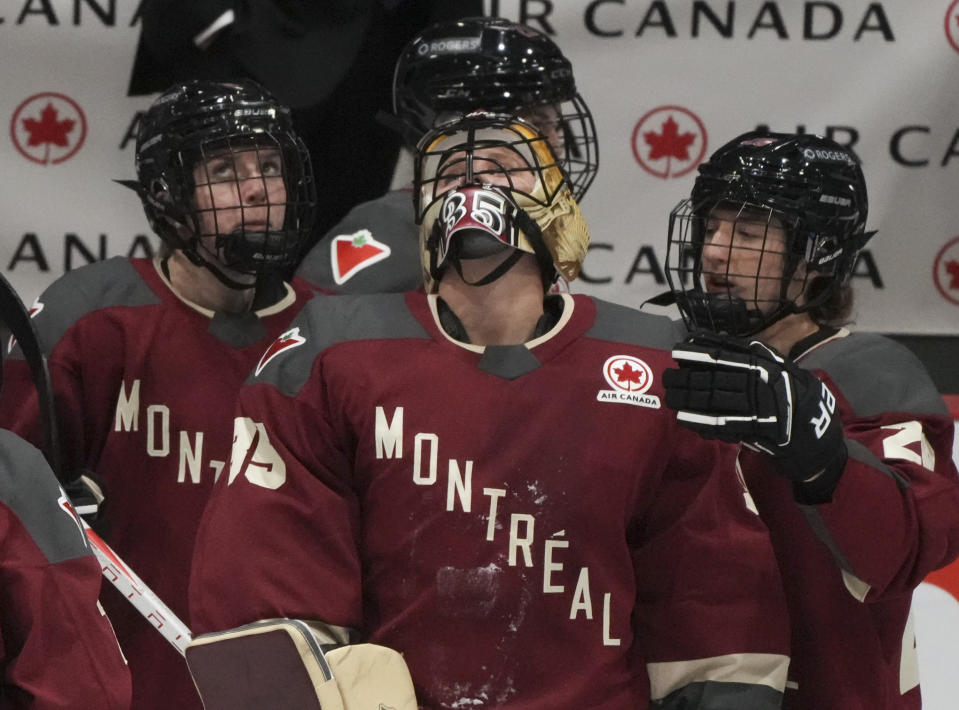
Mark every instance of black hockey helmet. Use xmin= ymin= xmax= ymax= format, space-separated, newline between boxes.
xmin=392 ymin=16 xmax=597 ymax=201
xmin=129 ymin=79 xmax=316 ymax=285
xmin=665 ymin=130 xmax=874 ymax=335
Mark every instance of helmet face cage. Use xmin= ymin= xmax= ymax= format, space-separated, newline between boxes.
xmin=666 ymin=198 xmax=809 ymax=336
xmin=393 ymin=17 xmax=598 ymax=201
xmin=664 ymin=130 xmax=870 ymax=336
xmin=135 ymin=80 xmax=316 ymax=277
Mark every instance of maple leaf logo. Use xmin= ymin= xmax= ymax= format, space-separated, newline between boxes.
xmin=947 ymin=260 xmax=959 ymax=289
xmin=11 ymin=93 xmax=88 ymax=165
xmin=23 ymin=103 xmax=75 ymax=153
xmin=645 ymin=116 xmax=695 ymax=162
xmin=632 ymin=106 xmax=707 ymax=180
xmin=614 ymin=362 xmax=645 ymax=387
xmin=602 ymin=355 xmax=654 ymax=394
xmin=934 ymin=237 xmax=959 ymax=307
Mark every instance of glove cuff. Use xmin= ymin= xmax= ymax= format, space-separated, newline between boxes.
xmin=790 ymin=440 xmax=849 ymax=505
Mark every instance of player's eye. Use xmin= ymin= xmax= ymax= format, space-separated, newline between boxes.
xmin=256 ymin=150 xmax=283 ymax=177
xmin=734 ymin=223 xmax=768 ymax=241
xmin=206 ymin=159 xmax=236 ymax=182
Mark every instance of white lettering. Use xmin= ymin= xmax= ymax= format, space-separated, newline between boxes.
xmin=881 ymin=421 xmax=936 ymax=471
xmin=375 ymin=406 xmax=403 ymax=459
xmin=114 ymin=379 xmax=140 ymax=432
xmin=146 ymin=404 xmax=169 ymax=456
xmin=603 ymin=593 xmax=622 ymax=646
xmin=447 ymin=459 xmax=472 ymax=512
xmin=569 ymin=568 xmax=593 ymax=620
xmin=543 ymin=534 xmax=569 ymax=593
xmin=177 ymin=431 xmax=203 ymax=483
xmin=484 ymin=487 xmax=506 ymax=541
xmin=412 ymin=433 xmax=438 ymax=484
xmin=508 ymin=513 xmax=535 ymax=567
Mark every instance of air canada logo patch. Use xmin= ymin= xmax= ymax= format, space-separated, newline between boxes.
xmin=597 ymin=355 xmax=661 ymax=408
xmin=255 ymin=327 xmax=305 ymax=376
xmin=331 ymin=229 xmax=392 ymax=285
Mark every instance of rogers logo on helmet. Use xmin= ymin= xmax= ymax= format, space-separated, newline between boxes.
xmin=802 ymin=148 xmax=855 ymax=165
xmin=420 ymin=37 xmax=482 ymax=55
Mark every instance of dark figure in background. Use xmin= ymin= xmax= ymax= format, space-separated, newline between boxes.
xmin=128 ymin=0 xmax=483 ymax=243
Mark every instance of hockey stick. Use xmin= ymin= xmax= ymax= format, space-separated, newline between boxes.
xmin=0 ymin=271 xmax=193 ymax=655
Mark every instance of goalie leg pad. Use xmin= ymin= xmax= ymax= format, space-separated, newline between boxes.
xmin=185 ymin=618 xmax=417 ymax=710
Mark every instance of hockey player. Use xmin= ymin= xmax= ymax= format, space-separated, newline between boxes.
xmin=189 ymin=113 xmax=790 ymax=709
xmin=661 ymin=130 xmax=959 ymax=710
xmin=295 ymin=15 xmax=598 ymax=293
xmin=0 ymin=79 xmax=318 ymax=709
xmin=0 ymin=428 xmax=131 ymax=709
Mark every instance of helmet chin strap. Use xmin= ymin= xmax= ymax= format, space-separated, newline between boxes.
xmin=188 ymin=238 xmax=258 ymax=292
xmin=449 ymin=245 xmax=525 ymax=287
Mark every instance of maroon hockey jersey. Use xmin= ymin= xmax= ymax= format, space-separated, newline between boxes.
xmin=191 ymin=292 xmax=791 ymax=709
xmin=740 ymin=328 xmax=959 ymax=710
xmin=0 ymin=428 xmax=130 ymax=709
xmin=0 ymin=257 xmax=315 ymax=710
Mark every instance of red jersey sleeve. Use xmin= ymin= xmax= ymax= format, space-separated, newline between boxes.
xmin=0 ymin=432 xmax=131 ymax=710
xmin=189 ymin=375 xmax=362 ymax=636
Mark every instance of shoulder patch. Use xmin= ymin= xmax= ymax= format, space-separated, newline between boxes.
xmin=331 ymin=230 xmax=392 ymax=285
xmin=597 ymin=355 xmax=661 ymax=409
xmin=255 ymin=327 xmax=306 ymax=376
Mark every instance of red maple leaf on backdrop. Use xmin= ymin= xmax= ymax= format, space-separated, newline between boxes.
xmin=946 ymin=260 xmax=959 ymax=289
xmin=615 ymin=363 xmax=644 ymax=386
xmin=645 ymin=116 xmax=696 ymax=162
xmin=22 ymin=103 xmax=75 ymax=163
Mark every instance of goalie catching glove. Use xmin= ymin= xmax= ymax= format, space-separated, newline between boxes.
xmin=663 ymin=332 xmax=847 ymax=492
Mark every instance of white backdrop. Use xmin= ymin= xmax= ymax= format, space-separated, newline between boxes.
xmin=0 ymin=0 xmax=956 ymax=704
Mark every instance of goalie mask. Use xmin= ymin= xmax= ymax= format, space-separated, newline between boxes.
xmin=128 ymin=79 xmax=316 ymax=288
xmin=664 ymin=130 xmax=874 ymax=336
xmin=392 ymin=16 xmax=598 ymax=201
xmin=414 ymin=113 xmax=590 ymax=293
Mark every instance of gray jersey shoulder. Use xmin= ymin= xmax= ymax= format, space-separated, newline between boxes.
xmin=250 ymin=293 xmax=431 ymax=397
xmin=295 ymin=190 xmax=423 ymax=294
xmin=800 ymin=331 xmax=948 ymax=417
xmin=0 ymin=429 xmax=90 ymax=564
xmin=587 ymin=297 xmax=686 ymax=351
xmin=23 ymin=257 xmax=160 ymax=354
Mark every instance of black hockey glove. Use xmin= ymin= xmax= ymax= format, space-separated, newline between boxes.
xmin=663 ymin=332 xmax=847 ymax=486
xmin=63 ymin=471 xmax=105 ymax=524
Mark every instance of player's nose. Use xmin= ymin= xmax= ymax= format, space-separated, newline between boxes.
xmin=701 ymin=222 xmax=733 ymax=265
